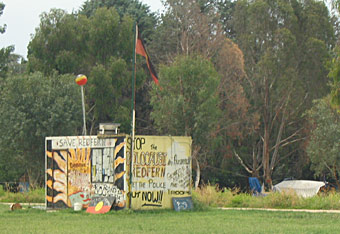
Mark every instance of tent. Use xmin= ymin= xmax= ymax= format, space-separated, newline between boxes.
xmin=273 ymin=180 xmax=325 ymax=198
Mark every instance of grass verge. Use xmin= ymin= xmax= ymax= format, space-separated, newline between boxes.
xmin=0 ymin=186 xmax=44 ymax=203
xmin=1 ymin=204 xmax=340 ymax=233
xmin=2 ymin=185 xmax=340 ymax=211
xmin=192 ymin=185 xmax=340 ymax=210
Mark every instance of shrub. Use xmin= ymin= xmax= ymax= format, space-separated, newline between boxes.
xmin=192 ymin=185 xmax=234 ymax=208
xmin=230 ymin=193 xmax=252 ymax=207
xmin=0 ymin=187 xmax=44 ymax=203
xmin=192 ymin=184 xmax=340 ymax=210
xmin=0 ymin=185 xmax=4 ymax=196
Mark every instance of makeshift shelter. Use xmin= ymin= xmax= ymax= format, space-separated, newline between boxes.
xmin=273 ymin=180 xmax=325 ymax=198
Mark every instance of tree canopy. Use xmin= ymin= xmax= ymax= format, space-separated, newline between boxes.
xmin=0 ymin=72 xmax=82 ymax=184
xmin=226 ymin=0 xmax=335 ymax=189
xmin=306 ymin=97 xmax=340 ymax=187
xmin=0 ymin=0 xmax=339 ymax=188
xmin=0 ymin=3 xmax=14 ymax=79
xmin=27 ymin=4 xmax=157 ymax=135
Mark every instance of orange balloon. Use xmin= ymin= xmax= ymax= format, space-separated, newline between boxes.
xmin=75 ymin=74 xmax=87 ymax=86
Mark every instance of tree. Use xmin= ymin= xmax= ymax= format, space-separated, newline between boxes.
xmin=0 ymin=72 xmax=82 ymax=185
xmin=149 ymin=0 xmax=257 ymax=186
xmin=80 ymin=0 xmax=157 ymax=41
xmin=150 ymin=55 xmax=221 ymax=186
xmin=0 ymin=3 xmax=14 ymax=79
xmin=87 ymin=58 xmax=132 ymax=132
xmin=306 ymin=96 xmax=340 ymax=187
xmin=150 ymin=0 xmax=225 ymax=65
xmin=7 ymin=54 xmax=26 ymax=75
xmin=27 ymin=6 xmax=157 ymax=135
xmin=229 ymin=0 xmax=334 ymax=189
xmin=27 ymin=9 xmax=91 ymax=75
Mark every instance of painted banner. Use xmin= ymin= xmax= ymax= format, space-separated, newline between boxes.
xmin=46 ymin=136 xmax=127 ymax=209
xmin=127 ymin=136 xmax=192 ymax=209
xmin=45 ymin=135 xmax=191 ymax=210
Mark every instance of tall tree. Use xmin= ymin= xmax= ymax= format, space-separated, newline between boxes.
xmin=80 ymin=0 xmax=157 ymax=41
xmin=150 ymin=55 xmax=221 ymax=186
xmin=150 ymin=0 xmax=224 ymax=65
xmin=0 ymin=3 xmax=14 ymax=79
xmin=27 ymin=6 xmax=157 ymax=135
xmin=150 ymin=0 xmax=256 ymax=186
xmin=230 ymin=0 xmax=334 ymax=189
xmin=27 ymin=9 xmax=91 ymax=75
xmin=0 ymin=72 xmax=82 ymax=185
xmin=306 ymin=96 xmax=340 ymax=187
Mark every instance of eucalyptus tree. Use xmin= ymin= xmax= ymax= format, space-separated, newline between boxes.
xmin=149 ymin=0 xmax=257 ymax=186
xmin=306 ymin=96 xmax=340 ymax=187
xmin=230 ymin=0 xmax=334 ymax=189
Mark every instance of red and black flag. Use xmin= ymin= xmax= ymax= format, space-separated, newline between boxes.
xmin=135 ymin=27 xmax=159 ymax=86
xmin=86 ymin=196 xmax=115 ymax=214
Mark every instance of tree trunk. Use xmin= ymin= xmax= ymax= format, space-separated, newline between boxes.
xmin=252 ymin=150 xmax=259 ymax=178
xmin=333 ymin=165 xmax=340 ymax=190
xmin=27 ymin=168 xmax=39 ymax=189
xmin=262 ymin=77 xmax=272 ymax=190
xmin=263 ymin=125 xmax=272 ymax=190
xmin=194 ymin=158 xmax=200 ymax=189
xmin=192 ymin=145 xmax=201 ymax=189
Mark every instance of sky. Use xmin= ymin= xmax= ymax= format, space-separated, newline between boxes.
xmin=0 ymin=0 xmax=164 ymax=59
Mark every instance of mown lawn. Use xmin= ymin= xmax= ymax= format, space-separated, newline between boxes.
xmin=0 ymin=204 xmax=340 ymax=233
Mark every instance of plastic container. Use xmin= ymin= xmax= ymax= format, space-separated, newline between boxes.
xmin=74 ymin=203 xmax=82 ymax=211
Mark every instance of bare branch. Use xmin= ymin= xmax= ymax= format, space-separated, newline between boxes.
xmin=233 ymin=149 xmax=253 ymax=174
xmin=274 ymin=148 xmax=299 ymax=168
xmin=270 ymin=91 xmax=291 ymax=134
xmin=269 ymin=127 xmax=303 ymax=152
xmin=256 ymin=163 xmax=263 ymax=171
xmin=290 ymin=92 xmax=309 ymax=117
xmin=270 ymin=113 xmax=286 ymax=170
xmin=278 ymin=137 xmax=306 ymax=149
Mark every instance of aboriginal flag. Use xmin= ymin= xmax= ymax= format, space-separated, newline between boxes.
xmin=86 ymin=196 xmax=115 ymax=214
xmin=135 ymin=28 xmax=159 ymax=85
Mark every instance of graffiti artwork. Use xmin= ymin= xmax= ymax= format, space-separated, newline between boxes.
xmin=46 ymin=150 xmax=68 ymax=208
xmin=127 ymin=136 xmax=192 ymax=209
xmin=141 ymin=191 xmax=164 ymax=207
xmin=46 ymin=135 xmax=190 ymax=210
xmin=46 ymin=136 xmax=127 ymax=209
xmin=67 ymin=148 xmax=91 ymax=208
xmin=93 ymin=183 xmax=124 ymax=205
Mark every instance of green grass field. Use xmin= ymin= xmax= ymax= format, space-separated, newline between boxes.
xmin=1 ymin=204 xmax=340 ymax=233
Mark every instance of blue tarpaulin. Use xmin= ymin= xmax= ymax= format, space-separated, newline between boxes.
xmin=249 ymin=177 xmax=262 ymax=195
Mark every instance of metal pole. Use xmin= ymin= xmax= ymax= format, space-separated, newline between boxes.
xmin=81 ymin=85 xmax=87 ymax=135
xmin=129 ymin=22 xmax=137 ymax=209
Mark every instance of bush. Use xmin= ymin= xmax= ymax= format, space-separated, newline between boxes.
xmin=0 ymin=185 xmax=4 ymax=196
xmin=192 ymin=184 xmax=340 ymax=210
xmin=192 ymin=185 xmax=234 ymax=208
xmin=0 ymin=187 xmax=44 ymax=203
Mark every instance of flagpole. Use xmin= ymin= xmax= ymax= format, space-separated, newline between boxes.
xmin=129 ymin=22 xmax=137 ymax=209
xmin=81 ymin=85 xmax=87 ymax=135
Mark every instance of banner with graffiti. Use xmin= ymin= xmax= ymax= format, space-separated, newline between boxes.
xmin=46 ymin=136 xmax=127 ymax=209
xmin=127 ymin=136 xmax=192 ymax=209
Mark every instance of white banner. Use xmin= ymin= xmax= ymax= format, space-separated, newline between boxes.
xmin=48 ymin=136 xmax=117 ymax=149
